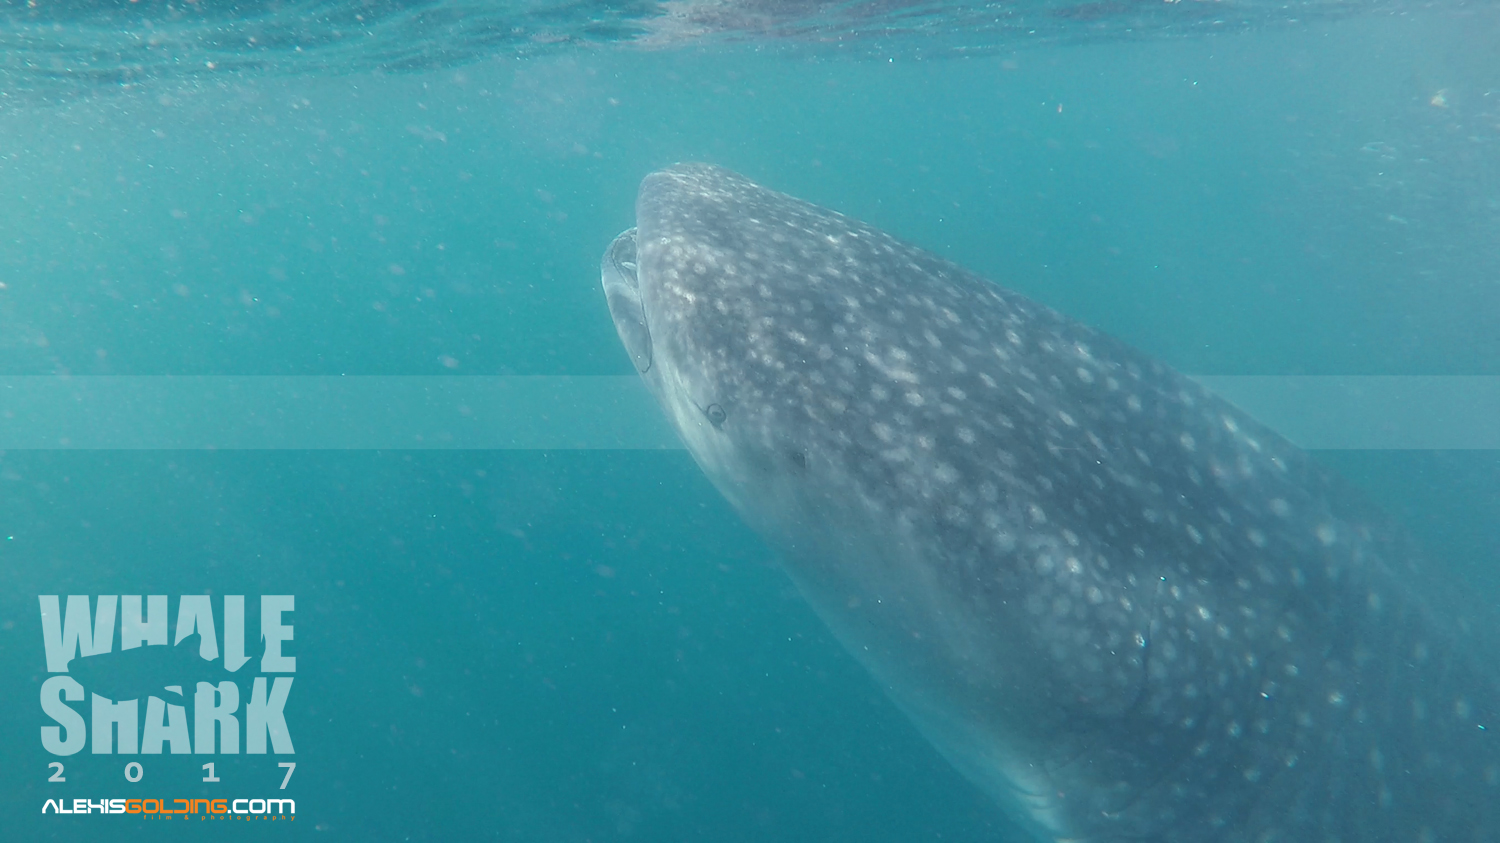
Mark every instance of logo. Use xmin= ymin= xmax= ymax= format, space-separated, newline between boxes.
xmin=37 ymin=595 xmax=297 ymax=821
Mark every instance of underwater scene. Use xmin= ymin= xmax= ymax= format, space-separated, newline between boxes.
xmin=1 ymin=1 xmax=1498 ymax=841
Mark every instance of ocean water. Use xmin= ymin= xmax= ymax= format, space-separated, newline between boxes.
xmin=1 ymin=2 xmax=1498 ymax=840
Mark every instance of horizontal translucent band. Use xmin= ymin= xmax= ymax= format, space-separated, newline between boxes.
xmin=0 ymin=375 xmax=1494 ymax=450
xmin=1192 ymin=376 xmax=1500 ymax=450
xmin=0 ymin=376 xmax=677 ymax=450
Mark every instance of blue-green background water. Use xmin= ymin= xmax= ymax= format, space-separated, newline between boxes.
xmin=1 ymin=5 xmax=1499 ymax=840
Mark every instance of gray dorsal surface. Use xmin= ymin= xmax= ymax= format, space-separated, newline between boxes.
xmin=601 ymin=163 xmax=1500 ymax=842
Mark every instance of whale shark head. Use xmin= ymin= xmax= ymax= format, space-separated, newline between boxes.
xmin=602 ymin=164 xmax=853 ymax=531
xmin=603 ymin=164 xmax=1145 ymax=833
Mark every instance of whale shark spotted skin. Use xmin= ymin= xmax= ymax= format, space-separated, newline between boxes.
xmin=601 ymin=163 xmax=1500 ymax=842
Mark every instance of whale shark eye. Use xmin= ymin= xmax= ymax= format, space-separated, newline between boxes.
xmin=705 ymin=403 xmax=727 ymax=428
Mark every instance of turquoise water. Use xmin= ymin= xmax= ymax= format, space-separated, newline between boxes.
xmin=1 ymin=5 xmax=1498 ymax=840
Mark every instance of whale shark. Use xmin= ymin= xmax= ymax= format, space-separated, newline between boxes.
xmin=601 ymin=163 xmax=1500 ymax=841
xmin=63 ymin=632 xmax=230 ymax=702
